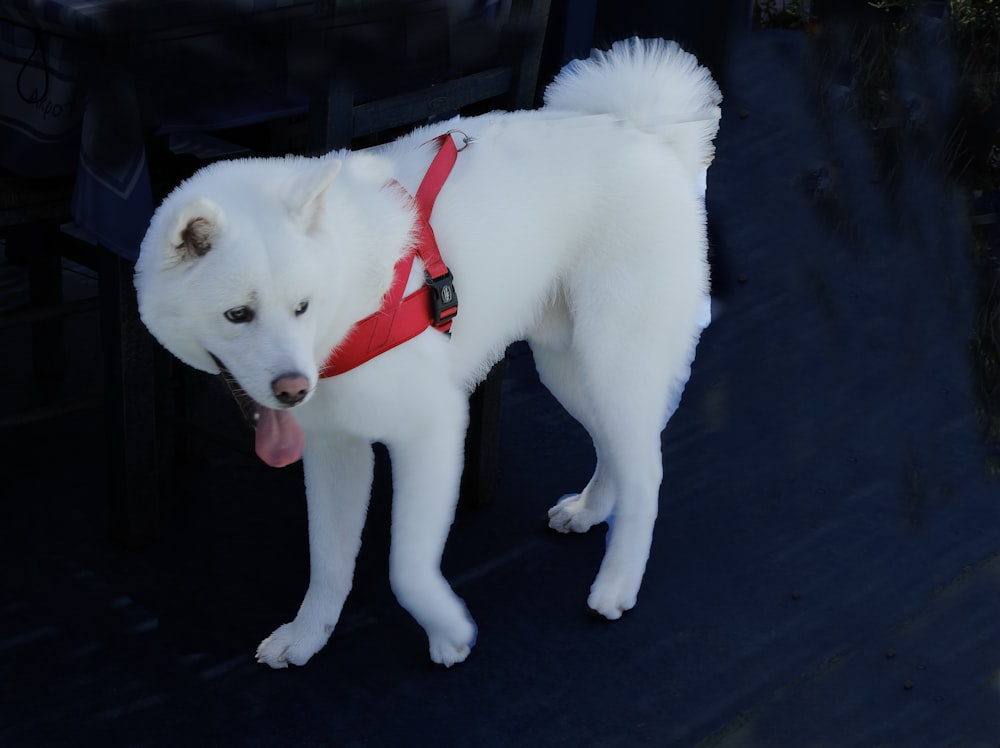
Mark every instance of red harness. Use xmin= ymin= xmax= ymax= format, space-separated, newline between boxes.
xmin=320 ymin=133 xmax=462 ymax=378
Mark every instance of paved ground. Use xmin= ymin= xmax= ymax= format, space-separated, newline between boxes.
xmin=3 ymin=24 xmax=1000 ymax=748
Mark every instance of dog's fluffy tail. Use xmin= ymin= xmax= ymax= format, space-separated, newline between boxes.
xmin=543 ymin=38 xmax=722 ymax=187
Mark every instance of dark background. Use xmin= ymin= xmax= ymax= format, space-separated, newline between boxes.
xmin=3 ymin=1 xmax=1000 ymax=745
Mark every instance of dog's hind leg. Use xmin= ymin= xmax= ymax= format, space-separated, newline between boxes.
xmin=530 ymin=290 xmax=702 ymax=620
xmin=384 ymin=385 xmax=477 ymax=667
xmin=578 ymin=420 xmax=665 ymax=621
xmin=531 ymin=341 xmax=665 ymax=618
xmin=256 ymin=431 xmax=374 ymax=668
xmin=530 ymin=339 xmax=618 ymax=534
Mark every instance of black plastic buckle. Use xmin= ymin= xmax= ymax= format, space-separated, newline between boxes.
xmin=426 ymin=270 xmax=458 ymax=330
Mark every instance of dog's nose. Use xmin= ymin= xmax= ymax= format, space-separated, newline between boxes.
xmin=272 ymin=374 xmax=310 ymax=406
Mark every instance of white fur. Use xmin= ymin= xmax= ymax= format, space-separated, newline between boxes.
xmin=134 ymin=38 xmax=721 ymax=668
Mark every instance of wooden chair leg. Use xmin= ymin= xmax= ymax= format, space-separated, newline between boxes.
xmin=4 ymin=222 xmax=67 ymax=380
xmin=98 ymin=249 xmax=160 ymax=548
xmin=308 ymin=79 xmax=355 ymax=153
xmin=460 ymin=355 xmax=508 ymax=508
xmin=26 ymin=227 xmax=66 ymax=380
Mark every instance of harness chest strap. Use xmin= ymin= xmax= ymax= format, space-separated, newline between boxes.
xmin=321 ymin=133 xmax=462 ymax=378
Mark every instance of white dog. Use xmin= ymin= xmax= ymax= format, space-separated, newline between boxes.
xmin=135 ymin=38 xmax=721 ymax=668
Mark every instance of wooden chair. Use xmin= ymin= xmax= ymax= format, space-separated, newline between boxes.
xmin=101 ymin=0 xmax=552 ymax=545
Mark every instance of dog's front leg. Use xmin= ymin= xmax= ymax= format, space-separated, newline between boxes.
xmin=256 ymin=431 xmax=373 ymax=668
xmin=385 ymin=393 xmax=475 ymax=667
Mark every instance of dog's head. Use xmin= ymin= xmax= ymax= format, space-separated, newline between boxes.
xmin=135 ymin=157 xmax=364 ymax=414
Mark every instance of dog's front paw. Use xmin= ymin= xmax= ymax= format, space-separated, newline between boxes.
xmin=427 ymin=616 xmax=477 ymax=668
xmin=587 ymin=573 xmax=639 ymax=621
xmin=547 ymin=493 xmax=605 ymax=534
xmin=256 ymin=620 xmax=332 ymax=669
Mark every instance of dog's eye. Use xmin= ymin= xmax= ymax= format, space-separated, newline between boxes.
xmin=224 ymin=306 xmax=255 ymax=324
xmin=294 ymin=300 xmax=309 ymax=317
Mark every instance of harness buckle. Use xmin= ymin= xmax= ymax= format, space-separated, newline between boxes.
xmin=426 ymin=270 xmax=458 ymax=331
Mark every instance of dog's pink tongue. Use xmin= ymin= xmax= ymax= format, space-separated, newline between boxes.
xmin=255 ymin=407 xmax=305 ymax=467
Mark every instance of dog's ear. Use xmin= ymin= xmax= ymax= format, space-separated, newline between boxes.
xmin=166 ymin=198 xmax=223 ymax=261
xmin=285 ymin=158 xmax=342 ymax=234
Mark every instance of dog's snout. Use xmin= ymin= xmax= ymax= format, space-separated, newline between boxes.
xmin=272 ymin=374 xmax=310 ymax=406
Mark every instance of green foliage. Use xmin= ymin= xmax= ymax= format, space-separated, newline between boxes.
xmin=754 ymin=0 xmax=814 ymax=29
xmin=951 ymin=0 xmax=1000 ymax=28
xmin=950 ymin=0 xmax=1000 ymax=106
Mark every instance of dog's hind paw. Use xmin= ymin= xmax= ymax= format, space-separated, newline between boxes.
xmin=256 ymin=620 xmax=332 ymax=669
xmin=587 ymin=574 xmax=639 ymax=621
xmin=547 ymin=493 xmax=606 ymax=534
xmin=429 ymin=639 xmax=472 ymax=668
xmin=427 ymin=617 xmax=477 ymax=668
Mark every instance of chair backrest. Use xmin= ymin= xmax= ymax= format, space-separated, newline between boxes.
xmin=306 ymin=0 xmax=553 ymax=151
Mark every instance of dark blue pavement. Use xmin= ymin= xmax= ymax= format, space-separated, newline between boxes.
xmin=3 ymin=23 xmax=1000 ymax=747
